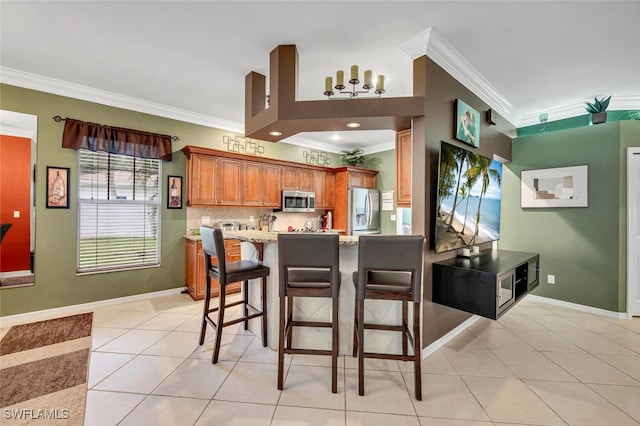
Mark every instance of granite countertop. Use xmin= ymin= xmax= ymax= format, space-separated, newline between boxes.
xmin=185 ymin=230 xmax=359 ymax=245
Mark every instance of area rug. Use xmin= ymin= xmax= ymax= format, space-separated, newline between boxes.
xmin=0 ymin=312 xmax=93 ymax=425
xmin=0 ymin=275 xmax=35 ymax=287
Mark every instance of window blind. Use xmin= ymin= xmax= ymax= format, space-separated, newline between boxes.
xmin=77 ymin=149 xmax=161 ymax=272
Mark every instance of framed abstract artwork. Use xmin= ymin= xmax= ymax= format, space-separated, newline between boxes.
xmin=521 ymin=165 xmax=588 ymax=208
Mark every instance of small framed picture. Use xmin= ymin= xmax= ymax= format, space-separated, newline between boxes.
xmin=454 ymin=98 xmax=480 ymax=148
xmin=46 ymin=166 xmax=70 ymax=209
xmin=167 ymin=175 xmax=183 ymax=209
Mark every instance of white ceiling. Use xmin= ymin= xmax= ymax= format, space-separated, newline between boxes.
xmin=1 ymin=1 xmax=639 ymax=153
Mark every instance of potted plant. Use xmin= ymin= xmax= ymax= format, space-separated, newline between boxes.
xmin=339 ymin=148 xmax=365 ymax=166
xmin=585 ymin=96 xmax=611 ymax=125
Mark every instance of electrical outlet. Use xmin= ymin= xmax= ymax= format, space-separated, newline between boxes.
xmin=13 ymin=210 xmax=20 ymax=218
xmin=249 ymin=215 xmax=254 ymax=223
xmin=547 ymin=274 xmax=556 ymax=285
xmin=390 ymin=214 xmax=396 ymax=221
xmin=202 ymin=216 xmax=211 ymax=225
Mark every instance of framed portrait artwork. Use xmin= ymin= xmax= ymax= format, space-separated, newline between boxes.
xmin=167 ymin=175 xmax=183 ymax=209
xmin=46 ymin=166 xmax=70 ymax=209
xmin=521 ymin=165 xmax=588 ymax=208
xmin=454 ymin=99 xmax=480 ymax=148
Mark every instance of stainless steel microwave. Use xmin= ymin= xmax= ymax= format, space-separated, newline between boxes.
xmin=282 ymin=190 xmax=316 ymax=212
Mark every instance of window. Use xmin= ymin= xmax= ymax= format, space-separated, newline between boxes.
xmin=77 ymin=149 xmax=161 ymax=273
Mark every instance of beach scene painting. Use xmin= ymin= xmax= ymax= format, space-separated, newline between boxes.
xmin=435 ymin=141 xmax=502 ymax=253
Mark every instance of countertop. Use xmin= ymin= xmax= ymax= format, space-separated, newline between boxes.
xmin=184 ymin=230 xmax=359 ymax=245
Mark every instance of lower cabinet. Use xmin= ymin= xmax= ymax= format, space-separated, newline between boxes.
xmin=432 ymin=250 xmax=539 ymax=320
xmin=184 ymin=238 xmax=242 ymax=301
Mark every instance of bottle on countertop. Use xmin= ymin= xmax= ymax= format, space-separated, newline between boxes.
xmin=327 ymin=211 xmax=332 ymax=230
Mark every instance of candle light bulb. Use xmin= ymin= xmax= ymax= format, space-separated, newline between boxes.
xmin=363 ymin=69 xmax=373 ymax=89
xmin=336 ymin=70 xmax=344 ymax=89
xmin=324 ymin=76 xmax=334 ymax=96
xmin=350 ymin=65 xmax=359 ymax=84
xmin=375 ymin=74 xmax=385 ymax=94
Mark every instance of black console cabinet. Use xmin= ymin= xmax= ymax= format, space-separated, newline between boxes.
xmin=433 ymin=250 xmax=540 ymax=320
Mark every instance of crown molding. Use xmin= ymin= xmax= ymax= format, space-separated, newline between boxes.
xmin=363 ymin=140 xmax=395 ymax=154
xmin=400 ymin=28 xmax=515 ymax=125
xmin=518 ymin=95 xmax=640 ymax=127
xmin=0 ymin=66 xmax=245 ymax=134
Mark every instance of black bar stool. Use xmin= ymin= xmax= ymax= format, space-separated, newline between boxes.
xmin=352 ymin=234 xmax=425 ymax=400
xmin=199 ymin=226 xmax=270 ymax=364
xmin=277 ymin=233 xmax=341 ymax=393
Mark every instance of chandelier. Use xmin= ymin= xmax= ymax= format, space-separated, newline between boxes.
xmin=323 ymin=65 xmax=385 ymax=99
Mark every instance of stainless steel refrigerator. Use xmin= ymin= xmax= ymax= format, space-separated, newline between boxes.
xmin=348 ymin=188 xmax=381 ymax=235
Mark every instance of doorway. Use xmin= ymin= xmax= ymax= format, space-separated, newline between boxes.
xmin=627 ymin=147 xmax=640 ymax=317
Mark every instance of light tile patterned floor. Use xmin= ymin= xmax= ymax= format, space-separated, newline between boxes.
xmin=77 ymin=293 xmax=640 ymax=425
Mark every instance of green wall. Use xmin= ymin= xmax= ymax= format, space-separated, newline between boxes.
xmin=500 ymin=121 xmax=640 ymax=312
xmin=518 ymin=110 xmax=639 ymax=137
xmin=362 ymin=149 xmax=396 ymax=235
xmin=0 ymin=83 xmax=341 ymax=316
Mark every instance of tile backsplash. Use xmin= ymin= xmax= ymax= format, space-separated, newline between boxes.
xmin=186 ymin=207 xmax=328 ymax=235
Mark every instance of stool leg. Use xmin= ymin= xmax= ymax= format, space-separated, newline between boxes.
xmin=286 ymin=296 xmax=294 ymax=349
xmin=261 ymin=276 xmax=268 ymax=347
xmin=199 ymin=276 xmax=211 ymax=345
xmin=331 ymin=293 xmax=339 ymax=394
xmin=352 ymin=299 xmax=358 ymax=357
xmin=357 ymin=298 xmax=365 ymax=396
xmin=243 ymin=280 xmax=249 ymax=331
xmin=277 ymin=294 xmax=286 ymax=390
xmin=402 ymin=301 xmax=408 ymax=356
xmin=413 ymin=301 xmax=422 ymax=400
xmin=212 ymin=285 xmax=226 ymax=364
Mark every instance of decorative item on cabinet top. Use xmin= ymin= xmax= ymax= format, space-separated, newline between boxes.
xmin=303 ymin=150 xmax=331 ymax=166
xmin=223 ymin=134 xmax=264 ymax=156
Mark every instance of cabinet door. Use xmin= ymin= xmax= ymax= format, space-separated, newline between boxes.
xmin=324 ymin=172 xmax=335 ymax=209
xmin=396 ymin=129 xmax=412 ymax=207
xmin=185 ymin=239 xmax=198 ymax=298
xmin=349 ymin=172 xmax=365 ymax=188
xmin=363 ymin=173 xmax=377 ymax=189
xmin=281 ymin=166 xmax=298 ymax=190
xmin=242 ymin=162 xmax=263 ymax=206
xmin=297 ymin=168 xmax=314 ymax=191
xmin=191 ymin=155 xmax=218 ymax=205
xmin=217 ymin=158 xmax=243 ymax=205
xmin=313 ymin=170 xmax=327 ymax=208
xmin=262 ymin=164 xmax=282 ymax=207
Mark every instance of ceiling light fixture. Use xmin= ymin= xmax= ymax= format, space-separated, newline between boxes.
xmin=269 ymin=131 xmax=282 ymax=136
xmin=324 ymin=65 xmax=385 ymax=99
xmin=346 ymin=122 xmax=361 ymax=128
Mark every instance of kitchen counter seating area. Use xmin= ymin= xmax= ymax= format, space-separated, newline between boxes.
xmin=216 ymin=230 xmax=416 ymax=357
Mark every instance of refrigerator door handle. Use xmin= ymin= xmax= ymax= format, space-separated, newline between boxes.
xmin=365 ymin=193 xmax=372 ymax=225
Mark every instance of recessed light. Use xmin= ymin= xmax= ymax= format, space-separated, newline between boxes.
xmin=269 ymin=131 xmax=282 ymax=136
xmin=346 ymin=122 xmax=360 ymax=128
xmin=331 ymin=134 xmax=341 ymax=141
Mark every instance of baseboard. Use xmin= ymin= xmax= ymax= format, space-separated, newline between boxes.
xmin=421 ymin=315 xmax=481 ymax=359
xmin=525 ymin=294 xmax=629 ymax=319
xmin=0 ymin=287 xmax=185 ymax=327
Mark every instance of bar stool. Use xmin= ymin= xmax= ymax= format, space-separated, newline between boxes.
xmin=352 ymin=234 xmax=425 ymax=400
xmin=277 ymin=233 xmax=341 ymax=393
xmin=199 ymin=226 xmax=270 ymax=364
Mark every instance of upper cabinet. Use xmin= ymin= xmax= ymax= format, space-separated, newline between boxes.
xmin=396 ymin=129 xmax=412 ymax=207
xmin=181 ymin=146 xmax=335 ymax=208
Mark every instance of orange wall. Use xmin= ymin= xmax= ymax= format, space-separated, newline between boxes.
xmin=0 ymin=135 xmax=32 ymax=272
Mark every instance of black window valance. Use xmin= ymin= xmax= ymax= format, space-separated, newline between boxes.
xmin=61 ymin=117 xmax=173 ymax=161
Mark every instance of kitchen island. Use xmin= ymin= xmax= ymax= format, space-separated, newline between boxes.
xmin=221 ymin=230 xmax=411 ymax=356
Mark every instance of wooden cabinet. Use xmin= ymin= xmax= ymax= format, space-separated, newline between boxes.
xmin=332 ymin=166 xmax=378 ymax=234
xmin=187 ymin=154 xmax=218 ymax=206
xmin=262 ymin=164 xmax=282 ymax=207
xmin=185 ymin=238 xmax=242 ymax=301
xmin=433 ymin=250 xmax=540 ymax=320
xmin=243 ymin=162 xmax=281 ymax=207
xmin=217 ymin=158 xmax=243 ymax=205
xmin=313 ymin=170 xmax=335 ymax=209
xmin=181 ymin=146 xmax=336 ymax=208
xmin=282 ymin=166 xmax=314 ymax=191
xmin=396 ymin=129 xmax=412 ymax=207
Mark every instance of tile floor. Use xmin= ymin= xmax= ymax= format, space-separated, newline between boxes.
xmin=77 ymin=293 xmax=640 ymax=425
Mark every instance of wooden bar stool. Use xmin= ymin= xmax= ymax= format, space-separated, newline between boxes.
xmin=277 ymin=233 xmax=341 ymax=393
xmin=199 ymin=226 xmax=270 ymax=364
xmin=352 ymin=235 xmax=425 ymax=400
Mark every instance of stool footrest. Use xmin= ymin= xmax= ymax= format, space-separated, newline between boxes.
xmin=285 ymin=348 xmax=333 ymax=356
xmin=361 ymin=352 xmax=416 ymax=362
